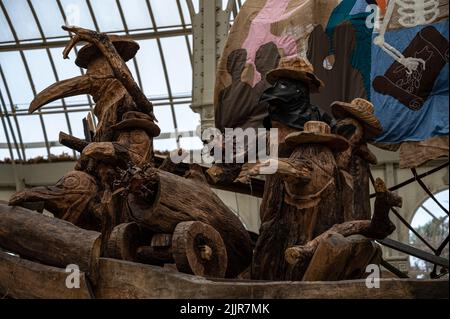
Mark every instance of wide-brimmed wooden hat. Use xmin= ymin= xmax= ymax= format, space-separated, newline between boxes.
xmin=111 ymin=111 xmax=161 ymax=137
xmin=266 ymin=57 xmax=324 ymax=93
xmin=331 ymin=98 xmax=383 ymax=139
xmin=75 ymin=34 xmax=139 ymax=69
xmin=285 ymin=121 xmax=349 ymax=152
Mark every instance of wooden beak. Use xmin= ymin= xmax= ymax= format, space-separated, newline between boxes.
xmin=29 ymin=75 xmax=92 ymax=114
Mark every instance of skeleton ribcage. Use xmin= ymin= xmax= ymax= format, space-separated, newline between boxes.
xmin=397 ymin=0 xmax=440 ymax=27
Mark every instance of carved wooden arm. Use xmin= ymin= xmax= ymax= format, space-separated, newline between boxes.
xmin=241 ymin=158 xmax=312 ymax=184
xmin=285 ymin=178 xmax=402 ymax=266
xmin=61 ymin=26 xmax=155 ymax=119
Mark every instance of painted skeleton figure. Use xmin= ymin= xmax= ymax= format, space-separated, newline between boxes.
xmin=374 ymin=0 xmax=440 ymax=73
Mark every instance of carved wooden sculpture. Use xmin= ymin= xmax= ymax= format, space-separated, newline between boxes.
xmin=250 ymin=121 xmax=349 ymax=280
xmin=285 ymin=177 xmax=402 ymax=280
xmin=332 ymin=98 xmax=383 ymax=220
xmin=247 ymin=121 xmax=402 ymax=281
xmin=112 ymin=164 xmax=252 ymax=278
xmin=0 ymin=205 xmax=101 ymax=281
xmin=10 ymin=28 xmax=159 ymax=230
xmin=9 ymin=171 xmax=99 ymax=228
xmin=7 ymin=26 xmax=252 ymax=279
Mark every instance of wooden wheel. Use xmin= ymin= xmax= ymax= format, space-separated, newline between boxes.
xmin=106 ymin=222 xmax=140 ymax=261
xmin=172 ymin=221 xmax=227 ymax=278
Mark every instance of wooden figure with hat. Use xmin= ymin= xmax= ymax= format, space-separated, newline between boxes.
xmin=247 ymin=121 xmax=349 ymax=280
xmin=261 ymin=56 xmax=333 ymax=131
xmin=246 ymin=120 xmax=401 ymax=281
xmin=11 ymin=26 xmax=161 ymax=232
xmin=331 ymin=98 xmax=384 ymax=221
xmin=234 ymin=56 xmax=334 ymax=181
xmin=9 ymin=26 xmax=253 ymax=278
xmin=211 ymin=56 xmax=335 ymax=187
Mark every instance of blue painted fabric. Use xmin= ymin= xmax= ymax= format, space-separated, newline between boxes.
xmin=371 ymin=21 xmax=449 ymax=143
xmin=326 ymin=0 xmax=375 ymax=97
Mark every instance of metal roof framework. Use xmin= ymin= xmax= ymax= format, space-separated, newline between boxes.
xmin=0 ymin=0 xmax=243 ymax=162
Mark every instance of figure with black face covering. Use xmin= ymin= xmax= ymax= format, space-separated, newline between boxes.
xmin=260 ymin=57 xmax=334 ymax=131
xmin=249 ymin=57 xmax=339 ymax=279
xmin=246 ymin=60 xmax=393 ymax=281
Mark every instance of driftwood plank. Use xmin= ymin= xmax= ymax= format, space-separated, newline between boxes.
xmin=95 ymin=258 xmax=449 ymax=299
xmin=0 ymin=250 xmax=92 ymax=299
xmin=0 ymin=204 xmax=101 ymax=279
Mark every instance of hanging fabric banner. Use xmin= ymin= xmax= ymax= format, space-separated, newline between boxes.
xmin=214 ymin=0 xmax=341 ymax=131
xmin=214 ymin=0 xmax=449 ymax=168
xmin=370 ymin=0 xmax=449 ymax=167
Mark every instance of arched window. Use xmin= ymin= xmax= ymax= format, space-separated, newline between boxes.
xmin=409 ymin=189 xmax=449 ymax=279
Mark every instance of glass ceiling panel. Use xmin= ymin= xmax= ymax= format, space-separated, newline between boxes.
xmin=17 ymin=115 xmax=44 ymax=143
xmin=153 ymin=105 xmax=175 ymax=134
xmin=0 ymin=0 xmax=213 ymax=161
xmin=51 ymin=145 xmax=72 ymax=156
xmin=149 ymin=0 xmax=181 ymax=28
xmin=2 ymin=0 xmax=41 ymax=41
xmin=25 ymin=147 xmax=47 ymax=159
xmin=50 ymin=47 xmax=80 ymax=78
xmin=23 ymin=49 xmax=56 ymax=96
xmin=68 ymin=110 xmax=90 ymax=139
xmin=126 ymin=59 xmax=139 ymax=85
xmin=31 ymin=0 xmax=67 ymax=39
xmin=136 ymin=39 xmax=168 ymax=97
xmin=188 ymin=34 xmax=193 ymax=52
xmin=0 ymin=121 xmax=6 ymax=143
xmin=174 ymin=104 xmax=199 ymax=132
xmin=0 ymin=51 xmax=34 ymax=108
xmin=0 ymin=88 xmax=22 ymax=156
xmin=160 ymin=36 xmax=192 ymax=96
xmin=0 ymin=10 xmax=14 ymax=42
xmin=0 ymin=76 xmax=11 ymax=108
xmin=180 ymin=136 xmax=203 ymax=150
xmin=59 ymin=0 xmax=96 ymax=31
xmin=179 ymin=0 xmax=192 ymax=25
xmin=0 ymin=149 xmax=10 ymax=160
xmin=118 ymin=0 xmax=153 ymax=31
xmin=43 ymin=113 xmax=68 ymax=142
xmin=89 ymin=0 xmax=124 ymax=32
xmin=49 ymin=47 xmax=90 ymax=106
xmin=191 ymin=0 xmax=199 ymax=14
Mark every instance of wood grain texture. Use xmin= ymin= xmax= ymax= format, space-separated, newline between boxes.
xmin=252 ymin=144 xmax=345 ymax=281
xmin=126 ymin=169 xmax=253 ymax=278
xmin=301 ymin=233 xmax=382 ymax=281
xmin=1 ymin=255 xmax=446 ymax=299
xmin=0 ymin=204 xmax=101 ymax=279
xmin=94 ymin=258 xmax=449 ymax=299
xmin=285 ymin=178 xmax=401 ymax=267
xmin=172 ymin=221 xmax=228 ymax=278
xmin=106 ymin=222 xmax=140 ymax=261
xmin=335 ymin=118 xmax=377 ymax=220
xmin=0 ymin=250 xmax=92 ymax=299
xmin=137 ymin=246 xmax=174 ymax=265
